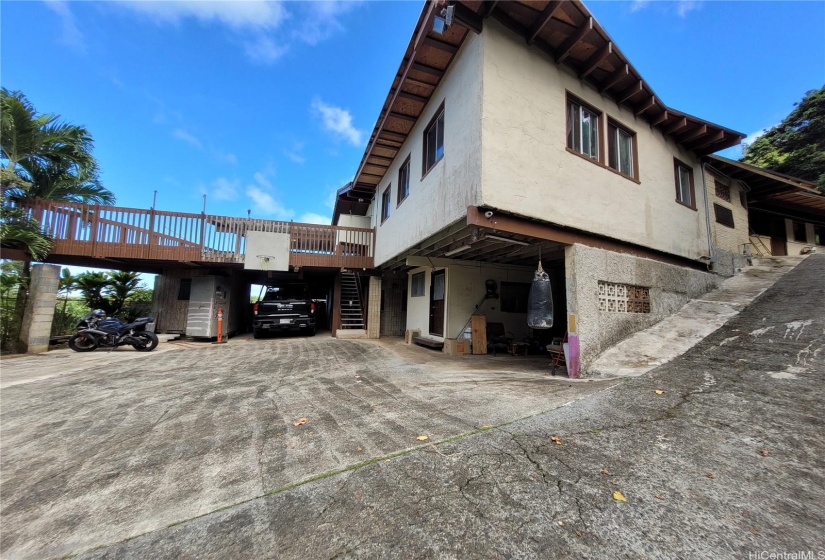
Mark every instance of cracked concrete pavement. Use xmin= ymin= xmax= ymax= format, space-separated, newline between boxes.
xmin=0 ymin=333 xmax=614 ymax=559
xmin=66 ymin=254 xmax=825 ymax=559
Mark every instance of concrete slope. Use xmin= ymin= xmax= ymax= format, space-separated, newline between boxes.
xmin=76 ymin=253 xmax=825 ymax=559
xmin=588 ymin=255 xmax=806 ymax=378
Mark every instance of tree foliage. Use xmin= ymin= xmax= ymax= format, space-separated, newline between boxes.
xmin=741 ymin=86 xmax=825 ymax=192
xmin=74 ymin=270 xmax=150 ymax=317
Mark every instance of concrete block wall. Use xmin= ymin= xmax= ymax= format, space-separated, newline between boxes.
xmin=19 ymin=264 xmax=61 ymax=354
xmin=565 ymin=244 xmax=722 ymax=375
xmin=380 ymin=273 xmax=406 ymax=337
xmin=367 ymin=276 xmax=381 ymax=339
xmin=706 ymin=172 xmax=750 ymax=276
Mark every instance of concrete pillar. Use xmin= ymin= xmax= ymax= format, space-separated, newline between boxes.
xmin=19 ymin=264 xmax=61 ymax=354
xmin=367 ymin=276 xmax=382 ymax=339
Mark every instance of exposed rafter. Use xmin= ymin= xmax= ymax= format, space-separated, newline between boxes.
xmin=600 ymin=64 xmax=629 ymax=93
xmin=555 ymin=17 xmax=594 ymax=63
xmin=580 ymin=42 xmax=612 ymax=79
xmin=527 ymin=1 xmax=563 ymax=45
xmin=677 ymin=124 xmax=708 ymax=144
xmin=664 ymin=117 xmax=689 ymax=135
xmin=635 ymin=95 xmax=656 ymax=116
xmin=651 ymin=110 xmax=669 ymax=127
xmin=618 ymin=81 xmax=643 ymax=104
xmin=423 ymin=37 xmax=458 ymax=55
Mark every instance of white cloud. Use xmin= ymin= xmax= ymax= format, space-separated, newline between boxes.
xmin=172 ymin=128 xmax=203 ymax=149
xmin=324 ymin=186 xmax=339 ymax=210
xmin=298 ymin=212 xmax=331 ymax=225
xmin=245 ymin=172 xmax=294 ymax=220
xmin=118 ymin=1 xmax=287 ymax=30
xmin=284 ymin=142 xmax=306 ymax=164
xmin=630 ymin=0 xmax=650 ymax=13
xmin=43 ymin=1 xmax=85 ymax=52
xmin=210 ymin=177 xmax=240 ymax=201
xmin=311 ymin=98 xmax=363 ymax=146
xmin=676 ymin=1 xmax=700 ymax=17
xmin=114 ymin=1 xmax=360 ymax=64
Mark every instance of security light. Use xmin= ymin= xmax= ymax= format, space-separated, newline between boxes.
xmin=444 ymin=244 xmax=472 ymax=257
xmin=432 ymin=16 xmax=446 ymax=35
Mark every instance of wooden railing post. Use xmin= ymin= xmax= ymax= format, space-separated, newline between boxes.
xmin=147 ymin=207 xmax=156 ymax=260
xmin=90 ymin=204 xmax=100 ymax=257
xmin=199 ymin=212 xmax=206 ymax=261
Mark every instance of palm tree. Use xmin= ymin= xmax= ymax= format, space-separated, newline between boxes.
xmin=74 ymin=272 xmax=112 ymax=315
xmin=105 ymin=270 xmax=142 ymax=317
xmin=58 ymin=269 xmax=77 ymax=316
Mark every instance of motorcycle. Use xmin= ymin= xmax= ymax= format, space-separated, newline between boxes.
xmin=68 ymin=310 xmax=159 ymax=353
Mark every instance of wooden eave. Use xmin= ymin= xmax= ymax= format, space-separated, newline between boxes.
xmin=335 ymin=0 xmax=745 ymax=223
xmin=705 ymin=155 xmax=825 ymax=215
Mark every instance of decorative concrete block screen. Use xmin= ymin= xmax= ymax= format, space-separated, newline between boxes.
xmin=598 ymin=281 xmax=651 ymax=313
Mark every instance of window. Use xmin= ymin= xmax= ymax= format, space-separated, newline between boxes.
xmin=567 ymin=96 xmax=599 ymax=160
xmin=381 ymin=185 xmax=391 ymax=223
xmin=674 ymin=159 xmax=695 ymax=209
xmin=714 ymin=181 xmax=731 ymax=202
xmin=500 ymin=282 xmax=531 ymax=313
xmin=177 ymin=278 xmax=191 ymax=301
xmin=814 ymin=225 xmax=824 ymax=246
xmin=607 ymin=120 xmax=634 ymax=177
xmin=423 ymin=105 xmax=445 ymax=174
xmin=411 ymin=272 xmax=425 ymax=297
xmin=714 ymin=203 xmax=734 ymax=228
xmin=792 ymin=221 xmax=808 ymax=243
xmin=397 ymin=156 xmax=410 ymax=205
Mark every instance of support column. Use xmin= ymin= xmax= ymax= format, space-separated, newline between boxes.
xmin=19 ymin=264 xmax=61 ymax=354
xmin=367 ymin=276 xmax=381 ymax=339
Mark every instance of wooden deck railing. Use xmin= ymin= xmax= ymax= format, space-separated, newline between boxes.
xmin=15 ymin=198 xmax=374 ymax=269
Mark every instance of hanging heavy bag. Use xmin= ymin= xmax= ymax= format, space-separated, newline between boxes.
xmin=527 ymin=260 xmax=554 ymax=329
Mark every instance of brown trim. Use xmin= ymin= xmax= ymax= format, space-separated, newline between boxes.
xmin=422 ymin=101 xmax=445 ymax=177
xmin=565 ymin=91 xmax=604 ymax=164
xmin=466 ymin=206 xmax=706 ymax=270
xmin=380 ymin=185 xmax=392 ymax=224
xmin=564 ymin=146 xmax=641 ymax=185
xmin=606 ymin=117 xmax=640 ymax=181
xmin=397 ymin=155 xmax=411 ymax=207
xmin=673 ymin=157 xmax=697 ymax=210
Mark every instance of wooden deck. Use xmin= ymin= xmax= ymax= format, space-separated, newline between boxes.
xmin=14 ymin=198 xmax=374 ymax=269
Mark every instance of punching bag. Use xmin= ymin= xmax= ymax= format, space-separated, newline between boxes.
xmin=527 ymin=260 xmax=554 ymax=329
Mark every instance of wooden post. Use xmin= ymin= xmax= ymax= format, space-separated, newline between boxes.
xmin=471 ymin=314 xmax=487 ymax=355
xmin=147 ymin=207 xmax=156 ymax=260
xmin=90 ymin=204 xmax=100 ymax=257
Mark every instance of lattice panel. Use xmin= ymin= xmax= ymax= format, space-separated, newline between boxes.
xmin=598 ymin=281 xmax=651 ymax=314
xmin=715 ymin=182 xmax=731 ymax=202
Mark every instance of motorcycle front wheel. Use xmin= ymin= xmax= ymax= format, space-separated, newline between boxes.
xmin=132 ymin=332 xmax=159 ymax=352
xmin=69 ymin=333 xmax=99 ymax=352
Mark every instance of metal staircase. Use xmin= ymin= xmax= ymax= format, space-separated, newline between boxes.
xmin=340 ymin=272 xmax=365 ymax=329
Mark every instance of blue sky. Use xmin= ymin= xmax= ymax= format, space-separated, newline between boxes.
xmin=2 ymin=0 xmax=824 ymax=229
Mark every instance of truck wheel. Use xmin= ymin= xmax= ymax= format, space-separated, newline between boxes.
xmin=253 ymin=328 xmax=263 ymax=339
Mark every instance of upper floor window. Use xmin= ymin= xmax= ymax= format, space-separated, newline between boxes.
xmin=381 ymin=185 xmax=391 ymax=223
xmin=398 ymin=156 xmax=410 ymax=205
xmin=424 ymin=105 xmax=445 ymax=175
xmin=715 ymin=180 xmax=731 ymax=202
xmin=567 ymin=96 xmax=599 ymax=160
xmin=607 ymin=120 xmax=635 ymax=178
xmin=674 ymin=158 xmax=695 ymax=209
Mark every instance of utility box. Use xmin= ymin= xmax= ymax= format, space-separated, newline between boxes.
xmin=186 ymin=276 xmax=233 ymax=338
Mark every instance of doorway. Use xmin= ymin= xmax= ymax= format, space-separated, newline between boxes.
xmin=429 ymin=269 xmax=445 ymax=336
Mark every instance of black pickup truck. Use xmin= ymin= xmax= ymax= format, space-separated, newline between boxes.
xmin=252 ymin=283 xmax=316 ymax=338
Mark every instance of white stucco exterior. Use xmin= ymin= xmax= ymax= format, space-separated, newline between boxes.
xmin=480 ymin=19 xmax=710 ymax=261
xmin=372 ymin=33 xmax=484 ymax=267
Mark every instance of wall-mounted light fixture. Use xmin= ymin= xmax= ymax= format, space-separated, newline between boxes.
xmin=432 ymin=5 xmax=454 ymax=35
xmin=444 ymin=244 xmax=472 ymax=257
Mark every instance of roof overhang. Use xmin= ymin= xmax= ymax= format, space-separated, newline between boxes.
xmin=705 ymin=155 xmax=825 ymax=218
xmin=334 ymin=0 xmax=746 ymax=223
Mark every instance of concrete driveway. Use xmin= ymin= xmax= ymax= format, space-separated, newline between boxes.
xmin=0 ymin=335 xmax=614 ymax=559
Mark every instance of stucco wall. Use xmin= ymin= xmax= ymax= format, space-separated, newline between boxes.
xmin=706 ymin=172 xmax=750 ymax=275
xmin=565 ymin=244 xmax=721 ymax=375
xmin=405 ymin=262 xmax=537 ymax=343
xmin=372 ymin=33 xmax=484 ymax=266
xmin=785 ymin=219 xmax=822 ymax=255
xmin=480 ymin=19 xmax=710 ymax=261
xmin=338 ymin=214 xmax=371 ymax=229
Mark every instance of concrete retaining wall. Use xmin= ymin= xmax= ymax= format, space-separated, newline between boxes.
xmin=565 ymin=244 xmax=722 ymax=374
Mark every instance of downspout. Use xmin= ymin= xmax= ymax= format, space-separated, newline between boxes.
xmin=700 ymin=163 xmax=716 ymax=270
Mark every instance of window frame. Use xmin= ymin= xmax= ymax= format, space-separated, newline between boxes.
xmin=381 ymin=185 xmax=392 ymax=224
xmin=422 ymin=103 xmax=445 ymax=176
xmin=397 ymin=155 xmax=411 ymax=206
xmin=607 ymin=118 xmax=637 ymax=179
xmin=410 ymin=272 xmax=425 ymax=297
xmin=500 ymin=282 xmax=531 ymax=314
xmin=673 ymin=158 xmax=697 ymax=210
xmin=713 ymin=203 xmax=735 ymax=229
xmin=566 ymin=93 xmax=602 ymax=162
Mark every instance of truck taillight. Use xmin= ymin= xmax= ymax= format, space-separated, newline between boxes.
xmin=310 ymin=302 xmax=316 ymax=314
xmin=253 ymin=303 xmax=258 ymax=316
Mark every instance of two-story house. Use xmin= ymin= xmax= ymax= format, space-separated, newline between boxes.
xmin=332 ymin=1 xmax=773 ymax=375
